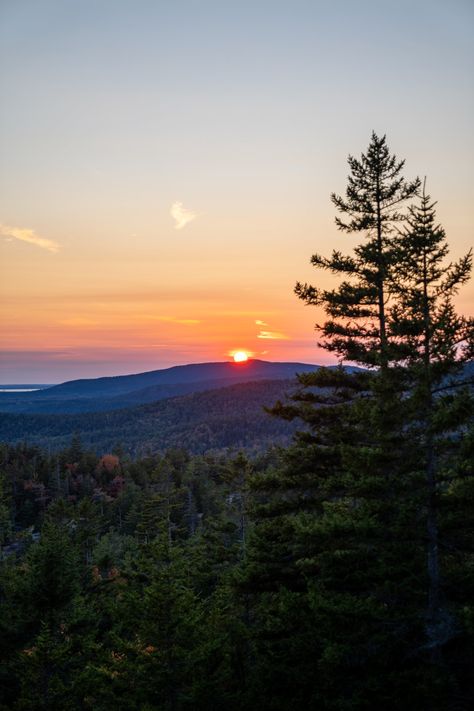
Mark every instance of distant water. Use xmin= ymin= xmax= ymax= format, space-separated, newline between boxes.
xmin=0 ymin=385 xmax=52 ymax=392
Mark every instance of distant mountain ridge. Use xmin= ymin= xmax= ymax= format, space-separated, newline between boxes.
xmin=24 ymin=359 xmax=320 ymax=396
xmin=0 ymin=360 xmax=325 ymax=414
xmin=1 ymin=361 xmax=470 ymax=455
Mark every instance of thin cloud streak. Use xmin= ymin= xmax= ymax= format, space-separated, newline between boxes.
xmin=257 ymin=330 xmax=288 ymax=340
xmin=0 ymin=223 xmax=60 ymax=253
xmin=170 ymin=201 xmax=197 ymax=230
xmin=255 ymin=318 xmax=288 ymax=340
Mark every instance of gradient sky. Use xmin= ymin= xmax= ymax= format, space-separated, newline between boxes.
xmin=1 ymin=0 xmax=473 ymax=382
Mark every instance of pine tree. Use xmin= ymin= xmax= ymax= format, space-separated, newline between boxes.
xmin=15 ymin=621 xmax=74 ymax=711
xmin=389 ymin=182 xmax=473 ymax=655
xmin=0 ymin=473 xmax=12 ymax=550
xmin=222 ymin=452 xmax=253 ymax=559
xmin=22 ymin=521 xmax=80 ymax=626
xmin=249 ymin=133 xmax=423 ymax=598
xmin=295 ymin=131 xmax=420 ymax=369
xmin=245 ymin=137 xmax=473 ymax=707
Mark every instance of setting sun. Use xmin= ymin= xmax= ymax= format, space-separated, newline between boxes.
xmin=233 ymin=351 xmax=249 ymax=363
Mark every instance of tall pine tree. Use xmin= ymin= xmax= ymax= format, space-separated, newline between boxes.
xmin=244 ymin=136 xmax=473 ymax=708
xmin=390 ymin=182 xmax=473 ymax=656
xmin=296 ymin=131 xmax=420 ymax=369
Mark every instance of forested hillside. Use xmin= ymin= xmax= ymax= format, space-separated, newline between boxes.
xmin=0 ymin=379 xmax=300 ymax=455
xmin=0 ymin=360 xmax=321 ymax=414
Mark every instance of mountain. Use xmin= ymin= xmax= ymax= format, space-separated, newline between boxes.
xmin=0 ymin=378 xmax=302 ymax=455
xmin=0 ymin=360 xmax=323 ymax=414
xmin=2 ymin=360 xmax=468 ymax=455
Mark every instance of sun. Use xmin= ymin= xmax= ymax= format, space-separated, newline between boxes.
xmin=233 ymin=351 xmax=249 ymax=363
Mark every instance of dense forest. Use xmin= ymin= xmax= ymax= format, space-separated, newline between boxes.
xmin=0 ymin=379 xmax=301 ymax=455
xmin=1 ymin=133 xmax=473 ymax=710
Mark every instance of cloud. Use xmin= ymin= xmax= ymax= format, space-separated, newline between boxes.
xmin=255 ymin=318 xmax=287 ymax=340
xmin=0 ymin=223 xmax=60 ymax=252
xmin=257 ymin=330 xmax=288 ymax=340
xmin=170 ymin=201 xmax=197 ymax=230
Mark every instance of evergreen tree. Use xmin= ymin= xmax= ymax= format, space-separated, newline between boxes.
xmin=295 ymin=131 xmax=420 ymax=369
xmin=245 ymin=137 xmax=473 ymax=708
xmin=222 ymin=452 xmax=253 ymax=559
xmin=0 ymin=473 xmax=12 ymax=549
xmin=14 ymin=621 xmax=78 ymax=711
xmin=22 ymin=521 xmax=80 ymax=627
xmin=389 ymin=183 xmax=473 ymax=655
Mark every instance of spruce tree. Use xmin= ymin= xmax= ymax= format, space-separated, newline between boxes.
xmin=296 ymin=131 xmax=420 ymax=369
xmin=389 ymin=183 xmax=473 ymax=655
xmin=245 ymin=136 xmax=473 ymax=707
xmin=249 ymin=133 xmax=423 ymax=601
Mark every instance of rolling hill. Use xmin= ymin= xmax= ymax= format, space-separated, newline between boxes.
xmin=0 ymin=378 xmax=302 ymax=455
xmin=0 ymin=359 xmax=322 ymax=414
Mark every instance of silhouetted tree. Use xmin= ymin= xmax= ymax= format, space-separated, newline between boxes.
xmin=296 ymin=131 xmax=420 ymax=369
xmin=390 ymin=182 xmax=473 ymax=655
xmin=247 ymin=137 xmax=473 ymax=708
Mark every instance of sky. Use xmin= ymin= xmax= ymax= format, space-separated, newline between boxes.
xmin=1 ymin=0 xmax=473 ymax=383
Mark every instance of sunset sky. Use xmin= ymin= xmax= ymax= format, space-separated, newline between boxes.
xmin=1 ymin=0 xmax=473 ymax=383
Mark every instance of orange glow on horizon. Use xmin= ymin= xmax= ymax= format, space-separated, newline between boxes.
xmin=233 ymin=351 xmax=249 ymax=363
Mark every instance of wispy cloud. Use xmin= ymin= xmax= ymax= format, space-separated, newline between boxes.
xmin=255 ymin=318 xmax=287 ymax=340
xmin=0 ymin=223 xmax=60 ymax=253
xmin=170 ymin=201 xmax=197 ymax=230
xmin=257 ymin=330 xmax=288 ymax=340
